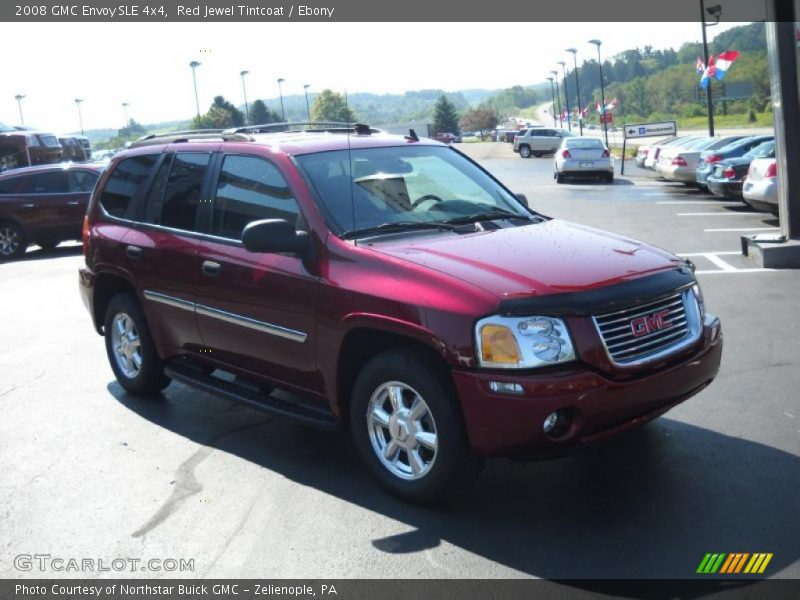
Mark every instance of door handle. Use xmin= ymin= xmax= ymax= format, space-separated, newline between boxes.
xmin=125 ymin=245 xmax=143 ymax=259
xmin=66 ymin=201 xmax=80 ymax=206
xmin=22 ymin=203 xmax=35 ymax=208
xmin=202 ymin=261 xmax=221 ymax=277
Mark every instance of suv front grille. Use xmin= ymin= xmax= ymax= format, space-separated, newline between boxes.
xmin=593 ymin=289 xmax=700 ymax=367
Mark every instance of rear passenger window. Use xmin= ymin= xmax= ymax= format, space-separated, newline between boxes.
xmin=68 ymin=170 xmax=99 ymax=192
xmin=211 ymin=155 xmax=300 ymax=240
xmin=99 ymin=155 xmax=158 ymax=219
xmin=29 ymin=171 xmax=68 ymax=193
xmin=158 ymin=153 xmax=210 ymax=231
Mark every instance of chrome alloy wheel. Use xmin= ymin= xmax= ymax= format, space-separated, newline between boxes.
xmin=0 ymin=226 xmax=20 ymax=257
xmin=366 ymin=381 xmax=439 ymax=480
xmin=111 ymin=312 xmax=143 ymax=378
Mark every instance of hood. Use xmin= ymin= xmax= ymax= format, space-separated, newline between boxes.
xmin=366 ymin=219 xmax=683 ymax=300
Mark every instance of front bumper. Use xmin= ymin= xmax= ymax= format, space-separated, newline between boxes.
xmin=453 ymin=314 xmax=722 ymax=457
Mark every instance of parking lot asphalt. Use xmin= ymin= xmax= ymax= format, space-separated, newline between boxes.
xmin=1 ymin=144 xmax=798 ymax=581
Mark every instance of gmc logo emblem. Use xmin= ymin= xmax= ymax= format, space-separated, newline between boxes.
xmin=630 ymin=309 xmax=672 ymax=337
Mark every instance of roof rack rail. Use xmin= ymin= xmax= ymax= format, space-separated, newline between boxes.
xmin=224 ymin=122 xmax=383 ymax=136
xmin=129 ymin=129 xmax=254 ymax=148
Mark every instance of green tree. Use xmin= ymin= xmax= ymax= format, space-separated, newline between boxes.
xmin=250 ymin=99 xmax=280 ymax=125
xmin=310 ymin=89 xmax=357 ymax=123
xmin=460 ymin=107 xmax=497 ymax=139
xmin=191 ymin=96 xmax=245 ymax=129
xmin=432 ymin=95 xmax=460 ymax=134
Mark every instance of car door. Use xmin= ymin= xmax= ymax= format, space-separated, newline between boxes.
xmin=112 ymin=151 xmax=208 ymax=355
xmin=194 ymin=153 xmax=321 ymax=395
xmin=12 ymin=170 xmax=80 ymax=242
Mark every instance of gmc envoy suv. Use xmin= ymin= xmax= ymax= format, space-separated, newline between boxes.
xmin=79 ymin=123 xmax=722 ymax=503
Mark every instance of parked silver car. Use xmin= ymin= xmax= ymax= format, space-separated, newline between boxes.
xmin=742 ymin=158 xmax=778 ymax=214
xmin=644 ymin=136 xmax=701 ymax=170
xmin=554 ymin=136 xmax=614 ymax=183
xmin=656 ymin=136 xmax=745 ymax=184
xmin=514 ymin=127 xmax=575 ymax=158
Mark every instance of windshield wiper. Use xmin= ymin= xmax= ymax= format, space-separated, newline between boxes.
xmin=342 ymin=221 xmax=456 ymax=240
xmin=444 ymin=209 xmax=532 ymax=226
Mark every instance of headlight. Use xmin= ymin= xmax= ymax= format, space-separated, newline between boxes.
xmin=475 ymin=315 xmax=576 ymax=369
xmin=692 ymin=283 xmax=705 ymax=320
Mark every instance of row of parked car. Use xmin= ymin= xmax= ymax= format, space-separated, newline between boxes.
xmin=0 ymin=122 xmax=93 ymax=171
xmin=635 ymin=133 xmax=778 ymax=215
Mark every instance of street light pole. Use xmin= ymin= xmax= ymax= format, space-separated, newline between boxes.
xmin=557 ymin=61 xmax=571 ymax=131
xmin=545 ymin=78 xmax=557 ymax=127
xmin=189 ymin=60 xmax=202 ymax=119
xmin=277 ymin=78 xmax=286 ymax=121
xmin=550 ymin=70 xmax=563 ymax=128
xmin=303 ymin=84 xmax=311 ymax=121
xmin=240 ymin=70 xmax=250 ymax=125
xmin=589 ymin=39 xmax=609 ymax=147
xmin=566 ymin=48 xmax=583 ymax=135
xmin=700 ymin=0 xmax=721 ymax=137
xmin=14 ymin=94 xmax=25 ymax=125
xmin=122 ymin=102 xmax=130 ymax=141
xmin=74 ymin=98 xmax=85 ymax=136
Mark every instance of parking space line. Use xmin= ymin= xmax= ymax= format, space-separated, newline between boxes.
xmin=677 ymin=212 xmax=771 ymax=216
xmin=704 ymin=227 xmax=780 ymax=232
xmin=657 ymin=201 xmax=740 ymax=205
xmin=695 ymin=268 xmax=777 ymax=274
xmin=703 ymin=253 xmax=737 ymax=271
xmin=679 ymin=251 xmax=740 ymax=256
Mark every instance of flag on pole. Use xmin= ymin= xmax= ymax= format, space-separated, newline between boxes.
xmin=595 ymin=100 xmax=603 ymax=114
xmin=695 ymin=57 xmax=705 ymax=74
xmin=579 ymin=106 xmax=588 ymax=119
xmin=713 ymin=50 xmax=740 ymax=80
xmin=604 ymin=98 xmax=618 ymax=111
xmin=700 ymin=56 xmax=716 ymax=89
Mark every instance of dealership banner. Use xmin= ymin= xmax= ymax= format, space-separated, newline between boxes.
xmin=0 ymin=0 xmax=774 ymax=22
xmin=4 ymin=580 xmax=800 ymax=600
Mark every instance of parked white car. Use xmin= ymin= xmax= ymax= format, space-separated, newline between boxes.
xmin=644 ymin=136 xmax=700 ymax=170
xmin=742 ymin=158 xmax=778 ymax=214
xmin=656 ymin=136 xmax=745 ymax=184
xmin=554 ymin=136 xmax=614 ymax=183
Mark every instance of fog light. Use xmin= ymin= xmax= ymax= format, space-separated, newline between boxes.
xmin=543 ymin=412 xmax=560 ymax=433
xmin=489 ymin=381 xmax=524 ymax=395
xmin=543 ymin=409 xmax=573 ymax=437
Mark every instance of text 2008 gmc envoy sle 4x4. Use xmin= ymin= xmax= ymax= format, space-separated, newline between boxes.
xmin=79 ymin=124 xmax=722 ymax=503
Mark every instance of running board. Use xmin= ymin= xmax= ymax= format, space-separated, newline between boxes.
xmin=164 ymin=360 xmax=339 ymax=430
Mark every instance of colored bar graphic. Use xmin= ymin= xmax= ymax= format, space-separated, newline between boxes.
xmin=701 ymin=552 xmax=773 ymax=575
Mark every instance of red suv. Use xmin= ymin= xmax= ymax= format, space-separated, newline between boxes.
xmin=79 ymin=125 xmax=722 ymax=503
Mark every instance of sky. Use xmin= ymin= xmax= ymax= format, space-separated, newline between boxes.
xmin=1 ymin=21 xmax=745 ymax=134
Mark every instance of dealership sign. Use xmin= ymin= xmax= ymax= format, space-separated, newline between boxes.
xmin=623 ymin=121 xmax=678 ymax=139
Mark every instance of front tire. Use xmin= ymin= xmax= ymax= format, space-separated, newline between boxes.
xmin=350 ymin=348 xmax=477 ymax=504
xmin=104 ymin=292 xmax=170 ymax=395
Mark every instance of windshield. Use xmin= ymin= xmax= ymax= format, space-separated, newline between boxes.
xmin=296 ymin=145 xmax=533 ymax=237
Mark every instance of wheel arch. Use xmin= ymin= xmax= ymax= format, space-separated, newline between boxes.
xmin=92 ymin=271 xmax=137 ymax=335
xmin=334 ymin=321 xmax=456 ymax=428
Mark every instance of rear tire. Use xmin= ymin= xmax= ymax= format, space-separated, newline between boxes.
xmin=104 ymin=292 xmax=170 ymax=396
xmin=519 ymin=145 xmax=531 ymax=158
xmin=350 ymin=347 xmax=479 ymax=504
xmin=0 ymin=221 xmax=26 ymax=260
xmin=532 ymin=151 xmax=543 ymax=158
xmin=606 ymin=173 xmax=614 ymax=184
xmin=556 ymin=173 xmax=565 ymax=184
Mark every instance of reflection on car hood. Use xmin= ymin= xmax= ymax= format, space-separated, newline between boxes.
xmin=367 ymin=219 xmax=682 ymax=299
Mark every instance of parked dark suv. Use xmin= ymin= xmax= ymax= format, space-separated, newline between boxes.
xmin=79 ymin=124 xmax=722 ymax=503
xmin=0 ymin=163 xmax=105 ymax=259
xmin=0 ymin=124 xmax=63 ymax=171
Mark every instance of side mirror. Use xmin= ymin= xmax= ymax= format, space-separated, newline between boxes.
xmin=242 ymin=219 xmax=310 ymax=255
xmin=514 ymin=193 xmax=529 ymax=208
